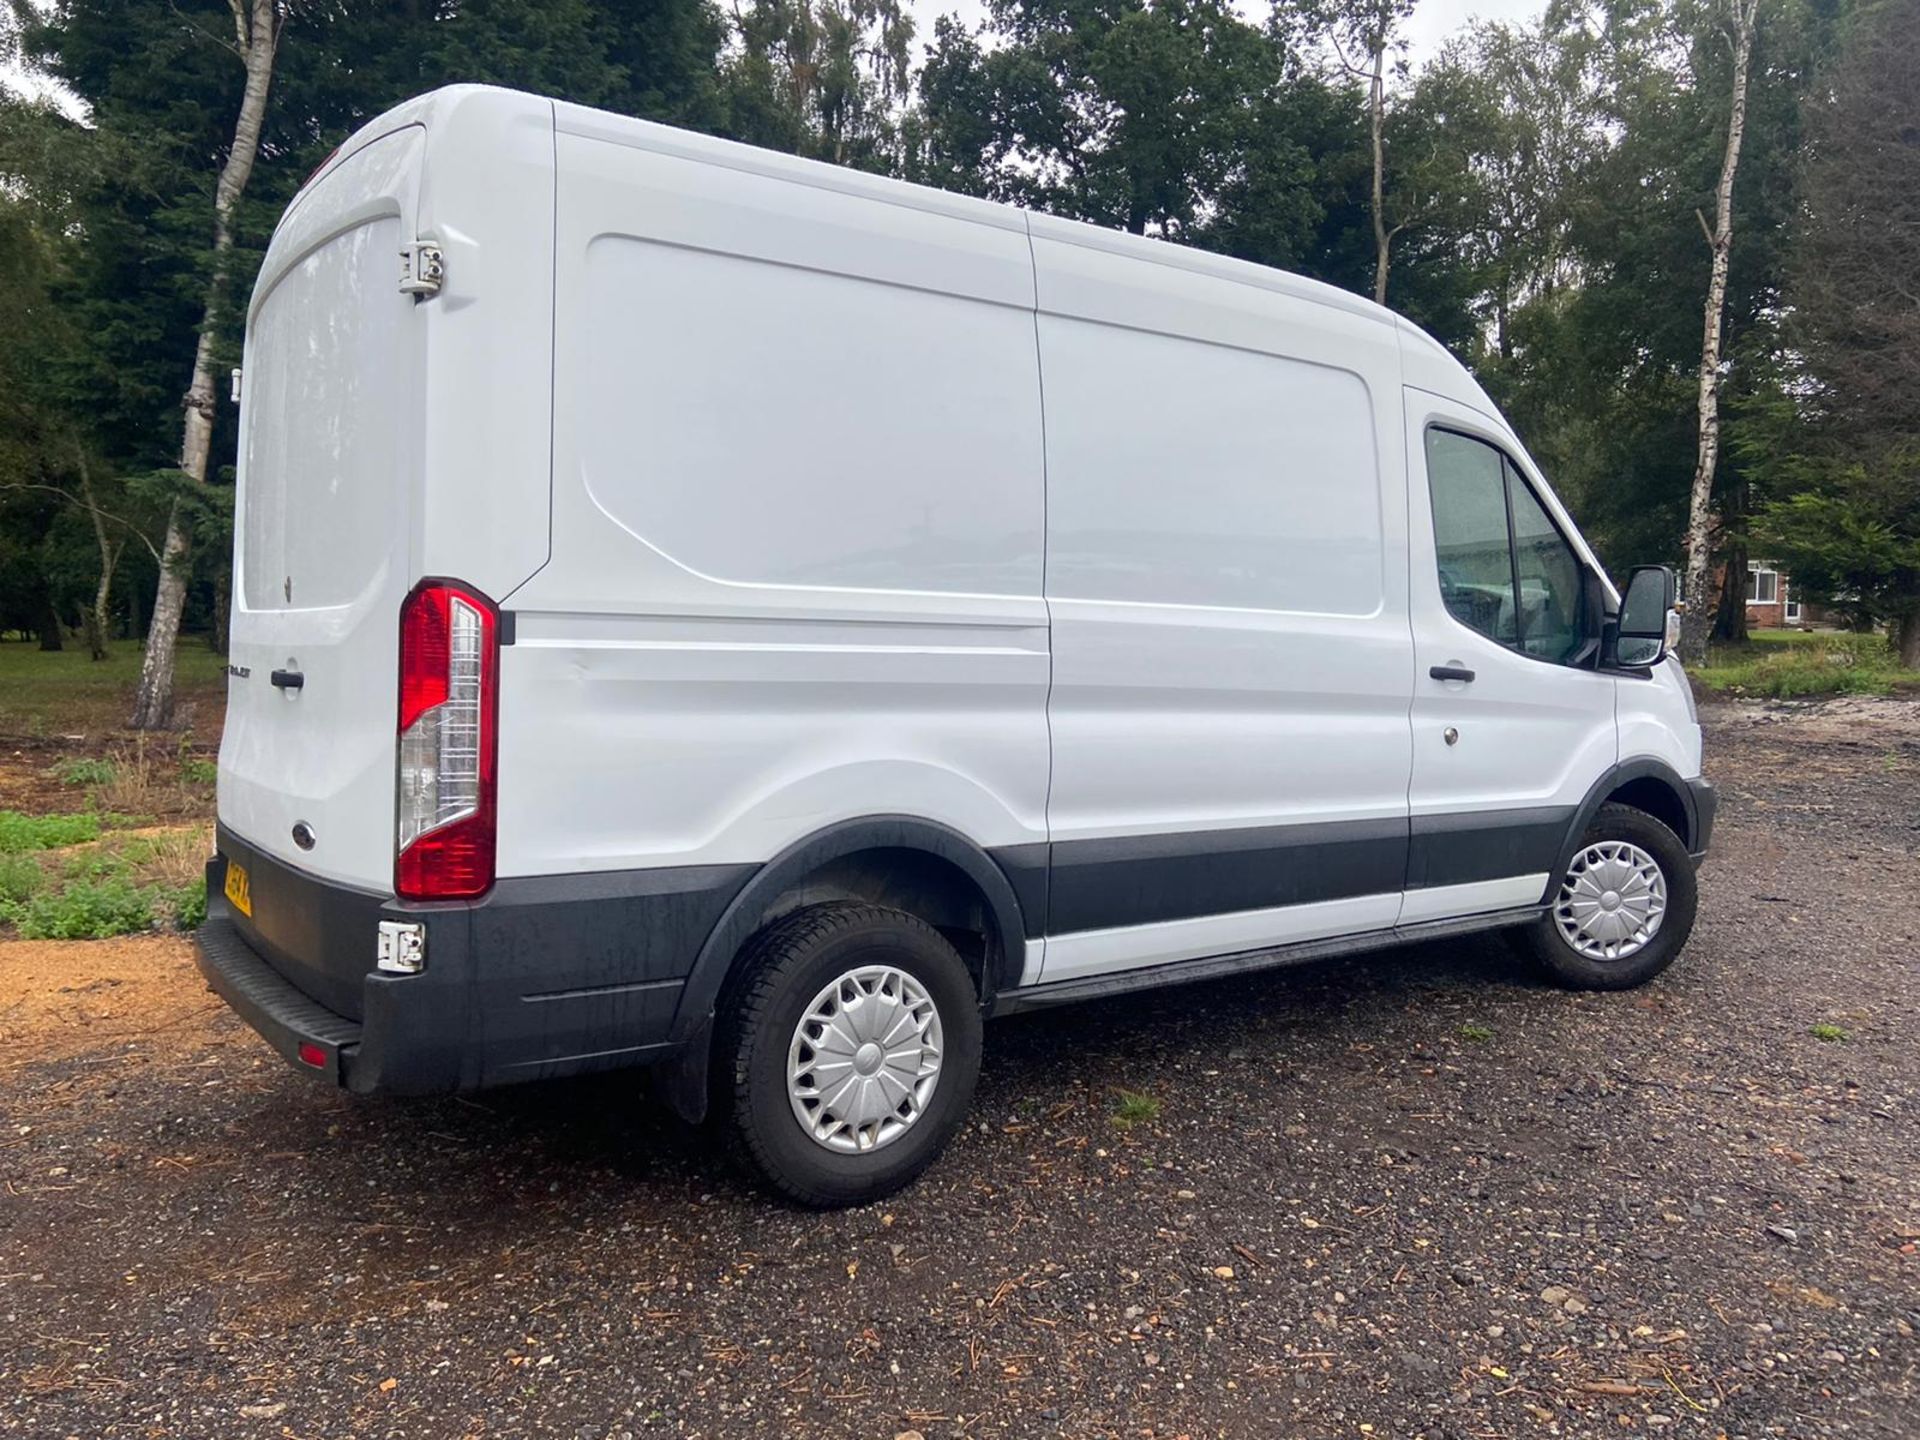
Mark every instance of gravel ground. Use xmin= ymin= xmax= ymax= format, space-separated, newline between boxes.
xmin=2 ymin=698 xmax=1916 ymax=1439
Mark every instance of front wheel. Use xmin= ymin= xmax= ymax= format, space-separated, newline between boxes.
xmin=1520 ymin=802 xmax=1698 ymax=990
xmin=719 ymin=903 xmax=982 ymax=1207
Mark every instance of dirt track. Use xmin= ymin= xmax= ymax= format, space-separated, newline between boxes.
xmin=2 ymin=698 xmax=1916 ymax=1439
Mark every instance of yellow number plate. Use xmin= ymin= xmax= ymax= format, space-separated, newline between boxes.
xmin=223 ymin=860 xmax=252 ymax=918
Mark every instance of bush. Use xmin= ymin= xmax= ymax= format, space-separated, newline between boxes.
xmin=52 ymin=756 xmax=118 ymax=787
xmin=0 ymin=853 xmax=46 ymax=905
xmin=167 ymin=880 xmax=208 ymax=931
xmin=3 ymin=874 xmax=158 ymax=940
xmin=0 ymin=811 xmax=103 ymax=853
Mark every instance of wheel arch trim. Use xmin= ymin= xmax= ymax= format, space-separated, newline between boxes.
xmin=1544 ymin=759 xmax=1699 ymax=904
xmin=658 ymin=815 xmax=1030 ymax=1122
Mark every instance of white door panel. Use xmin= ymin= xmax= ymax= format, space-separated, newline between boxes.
xmin=1033 ymin=242 xmax=1413 ymax=981
xmin=220 ymin=132 xmax=426 ymax=888
xmin=503 ymin=122 xmax=1052 ymax=877
xmin=1404 ymin=391 xmax=1617 ymax=912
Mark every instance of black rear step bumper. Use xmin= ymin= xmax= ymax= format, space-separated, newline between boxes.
xmin=198 ymin=829 xmax=754 ymax=1096
xmin=195 ymin=913 xmax=362 ymax=1086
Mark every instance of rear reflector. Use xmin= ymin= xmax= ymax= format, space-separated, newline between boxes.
xmin=297 ymin=1042 xmax=328 ymax=1068
xmin=395 ymin=579 xmax=499 ymax=900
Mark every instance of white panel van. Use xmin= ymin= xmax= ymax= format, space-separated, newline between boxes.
xmin=199 ymin=86 xmax=1715 ymax=1206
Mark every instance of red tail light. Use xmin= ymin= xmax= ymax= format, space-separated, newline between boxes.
xmin=395 ymin=579 xmax=498 ymax=900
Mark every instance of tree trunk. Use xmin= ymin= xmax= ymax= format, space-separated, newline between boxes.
xmin=1369 ymin=40 xmax=1390 ymax=306
xmin=75 ymin=451 xmax=118 ymax=661
xmin=1713 ymin=541 xmax=1749 ymax=644
xmin=36 ymin=601 xmax=63 ymax=652
xmin=1898 ymin=610 xmax=1920 ymax=669
xmin=1678 ymin=0 xmax=1759 ymax=665
xmin=130 ymin=0 xmax=280 ymax=729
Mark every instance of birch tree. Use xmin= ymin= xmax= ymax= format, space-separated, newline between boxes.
xmin=129 ymin=0 xmax=282 ymax=729
xmin=1677 ymin=0 xmax=1760 ymax=665
xmin=1307 ymin=0 xmax=1418 ymax=305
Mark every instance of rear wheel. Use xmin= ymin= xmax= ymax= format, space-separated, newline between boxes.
xmin=719 ymin=903 xmax=982 ymax=1207
xmin=1521 ymin=803 xmax=1697 ymax=990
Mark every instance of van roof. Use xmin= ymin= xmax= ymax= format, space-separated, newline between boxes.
xmin=296 ymin=83 xmax=1505 ymax=427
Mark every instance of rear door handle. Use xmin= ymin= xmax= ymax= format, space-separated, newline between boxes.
xmin=269 ymin=669 xmax=305 ymax=690
xmin=1429 ymin=665 xmax=1475 ymax=683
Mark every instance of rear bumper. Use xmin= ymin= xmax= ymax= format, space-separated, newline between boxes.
xmin=1686 ymin=777 xmax=1718 ymax=861
xmin=199 ymin=829 xmax=753 ymax=1096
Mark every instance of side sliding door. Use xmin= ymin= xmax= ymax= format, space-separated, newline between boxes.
xmin=1030 ymin=219 xmax=1415 ymax=986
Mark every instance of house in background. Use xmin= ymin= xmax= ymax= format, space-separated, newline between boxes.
xmin=1743 ymin=560 xmax=1812 ymax=629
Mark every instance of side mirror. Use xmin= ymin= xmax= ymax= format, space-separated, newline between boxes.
xmin=1614 ymin=564 xmax=1677 ymax=667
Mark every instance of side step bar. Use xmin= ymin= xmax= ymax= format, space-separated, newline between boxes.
xmin=990 ymin=906 xmax=1544 ymax=1016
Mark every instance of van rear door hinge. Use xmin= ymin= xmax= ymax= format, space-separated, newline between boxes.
xmin=400 ymin=241 xmax=444 ymax=298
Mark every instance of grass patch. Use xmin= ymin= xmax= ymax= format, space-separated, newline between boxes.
xmin=0 ymin=810 xmax=103 ymax=853
xmin=0 ymin=636 xmax=227 ymax=738
xmin=0 ymin=852 xmax=46 ymax=905
xmin=1809 ymin=1022 xmax=1849 ymax=1043
xmin=2 ymin=873 xmax=159 ymax=939
xmin=1694 ymin=630 xmax=1909 ymax=699
xmin=1458 ymin=1023 xmax=1494 ymax=1043
xmin=85 ymin=737 xmax=216 ymax=820
xmin=1110 ymin=1089 xmax=1163 ymax=1130
xmin=0 ymin=820 xmax=209 ymax=937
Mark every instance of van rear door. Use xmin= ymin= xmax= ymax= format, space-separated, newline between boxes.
xmin=218 ymin=126 xmax=425 ymax=891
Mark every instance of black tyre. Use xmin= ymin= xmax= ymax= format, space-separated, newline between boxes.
xmin=1521 ymin=802 xmax=1698 ymax=991
xmin=719 ymin=902 xmax=982 ymax=1207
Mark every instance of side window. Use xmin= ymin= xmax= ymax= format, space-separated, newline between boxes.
xmin=1427 ymin=429 xmax=1518 ymax=645
xmin=1425 ymin=428 xmax=1589 ymax=664
xmin=1506 ymin=468 xmax=1585 ymax=663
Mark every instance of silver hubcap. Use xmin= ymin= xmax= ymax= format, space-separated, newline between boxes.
xmin=1554 ymin=840 xmax=1667 ymax=961
xmin=787 ymin=965 xmax=943 ymax=1153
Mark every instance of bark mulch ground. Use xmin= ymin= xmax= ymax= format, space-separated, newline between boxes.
xmin=2 ymin=697 xmax=1916 ymax=1439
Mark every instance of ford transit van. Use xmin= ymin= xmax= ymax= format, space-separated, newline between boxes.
xmin=197 ymin=85 xmax=1715 ymax=1206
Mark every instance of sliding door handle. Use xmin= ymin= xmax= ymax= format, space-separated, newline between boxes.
xmin=1428 ymin=665 xmax=1476 ymax=683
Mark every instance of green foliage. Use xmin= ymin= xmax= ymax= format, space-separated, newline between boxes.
xmin=52 ymin=756 xmax=117 ymax=787
xmin=723 ymin=0 xmax=915 ymax=169
xmin=1693 ymin=631 xmax=1905 ymax=699
xmin=167 ymin=879 xmax=208 ymax=930
xmin=0 ymin=0 xmax=1886 ymax=667
xmin=179 ymin=755 xmax=218 ymax=786
xmin=1 ymin=872 xmax=157 ymax=939
xmin=1754 ymin=482 xmax=1920 ymax=636
xmin=1458 ymin=1023 xmax=1493 ymax=1043
xmin=0 ymin=853 xmax=47 ymax=905
xmin=1110 ymin=1088 xmax=1163 ymax=1129
xmin=1808 ymin=1022 xmax=1848 ymax=1043
xmin=0 ymin=810 xmax=102 ymax=853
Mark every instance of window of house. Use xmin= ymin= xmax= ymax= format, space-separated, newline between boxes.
xmin=1747 ymin=565 xmax=1779 ymax=604
xmin=1426 ymin=428 xmax=1589 ymax=665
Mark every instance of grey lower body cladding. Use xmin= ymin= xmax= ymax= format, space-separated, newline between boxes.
xmin=197 ymin=825 xmax=751 ymax=1095
xmin=197 ymin=773 xmax=1714 ymax=1098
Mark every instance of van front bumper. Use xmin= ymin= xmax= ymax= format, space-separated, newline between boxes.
xmin=1686 ymin=776 xmax=1718 ymax=861
xmin=197 ymin=831 xmax=753 ymax=1096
